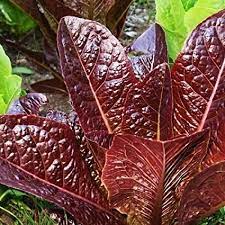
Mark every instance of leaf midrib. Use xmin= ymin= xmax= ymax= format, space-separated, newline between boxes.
xmin=198 ymin=57 xmax=225 ymax=131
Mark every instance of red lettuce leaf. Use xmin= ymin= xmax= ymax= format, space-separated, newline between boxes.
xmin=172 ymin=9 xmax=225 ymax=136
xmin=0 ymin=115 xmax=125 ymax=225
xmin=37 ymin=0 xmax=113 ymax=26
xmin=10 ymin=0 xmax=131 ymax=38
xmin=106 ymin=0 xmax=132 ymax=36
xmin=8 ymin=93 xmax=48 ymax=115
xmin=128 ymin=23 xmax=168 ymax=81
xmin=172 ymin=9 xmax=225 ymax=168
xmin=121 ymin=63 xmax=173 ymax=140
xmin=31 ymin=79 xmax=67 ymax=94
xmin=102 ymin=131 xmax=209 ymax=225
xmin=57 ymin=16 xmax=137 ymax=142
xmin=177 ymin=161 xmax=225 ymax=225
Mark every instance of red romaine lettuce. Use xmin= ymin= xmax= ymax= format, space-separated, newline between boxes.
xmin=1 ymin=7 xmax=225 ymax=225
xmin=102 ymin=131 xmax=209 ymax=225
xmin=58 ymin=17 xmax=172 ymax=146
xmin=0 ymin=115 xmax=125 ymax=225
xmin=128 ymin=23 xmax=168 ymax=80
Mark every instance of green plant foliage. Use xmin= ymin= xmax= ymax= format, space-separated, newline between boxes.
xmin=199 ymin=207 xmax=225 ymax=225
xmin=184 ymin=0 xmax=225 ymax=33
xmin=0 ymin=186 xmax=57 ymax=225
xmin=156 ymin=0 xmax=225 ymax=60
xmin=0 ymin=0 xmax=36 ymax=35
xmin=155 ymin=0 xmax=186 ymax=60
xmin=12 ymin=66 xmax=34 ymax=76
xmin=181 ymin=0 xmax=198 ymax=11
xmin=0 ymin=45 xmax=21 ymax=114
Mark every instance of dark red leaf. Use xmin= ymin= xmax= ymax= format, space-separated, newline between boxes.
xmin=0 ymin=115 xmax=125 ymax=225
xmin=106 ymin=0 xmax=132 ymax=36
xmin=37 ymin=0 xmax=113 ymax=25
xmin=177 ymin=161 xmax=225 ymax=225
xmin=121 ymin=63 xmax=173 ymax=140
xmin=57 ymin=16 xmax=137 ymax=143
xmin=172 ymin=9 xmax=225 ymax=136
xmin=102 ymin=131 xmax=209 ymax=225
xmin=128 ymin=24 xmax=168 ymax=80
xmin=31 ymin=79 xmax=67 ymax=94
xmin=46 ymin=110 xmax=70 ymax=124
xmin=8 ymin=93 xmax=48 ymax=115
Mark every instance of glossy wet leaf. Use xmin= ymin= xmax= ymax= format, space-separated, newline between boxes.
xmin=58 ymin=16 xmax=137 ymax=143
xmin=121 ymin=63 xmax=173 ymax=140
xmin=102 ymin=131 xmax=209 ymax=225
xmin=172 ymin=9 xmax=225 ymax=136
xmin=0 ymin=115 xmax=125 ymax=225
xmin=178 ymin=162 xmax=225 ymax=225
xmin=128 ymin=23 xmax=168 ymax=80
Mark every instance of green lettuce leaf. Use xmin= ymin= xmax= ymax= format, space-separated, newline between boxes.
xmin=156 ymin=0 xmax=225 ymax=61
xmin=0 ymin=45 xmax=22 ymax=114
xmin=184 ymin=0 xmax=225 ymax=33
xmin=182 ymin=0 xmax=198 ymax=11
xmin=155 ymin=0 xmax=186 ymax=60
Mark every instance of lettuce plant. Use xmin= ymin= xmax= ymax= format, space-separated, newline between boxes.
xmin=156 ymin=0 xmax=225 ymax=60
xmin=0 ymin=44 xmax=21 ymax=114
xmin=1 ymin=8 xmax=225 ymax=225
xmin=2 ymin=0 xmax=132 ymax=93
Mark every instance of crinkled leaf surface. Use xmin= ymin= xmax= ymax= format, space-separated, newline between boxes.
xmin=102 ymin=131 xmax=209 ymax=225
xmin=172 ymin=9 xmax=225 ymax=137
xmin=7 ymin=93 xmax=48 ymax=115
xmin=129 ymin=23 xmax=168 ymax=80
xmin=58 ymin=16 xmax=136 ymax=144
xmin=0 ymin=115 xmax=125 ymax=225
xmin=178 ymin=161 xmax=225 ymax=225
xmin=171 ymin=10 xmax=225 ymax=223
xmin=121 ymin=63 xmax=173 ymax=140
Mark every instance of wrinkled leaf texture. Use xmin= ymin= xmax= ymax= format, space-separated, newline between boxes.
xmin=172 ymin=9 xmax=225 ymax=165
xmin=102 ymin=131 xmax=209 ymax=225
xmin=3 ymin=6 xmax=225 ymax=225
xmin=171 ymin=9 xmax=225 ymax=224
xmin=58 ymin=16 xmax=172 ymax=146
xmin=128 ymin=23 xmax=168 ymax=80
xmin=0 ymin=115 xmax=125 ymax=225
xmin=104 ymin=8 xmax=225 ymax=225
